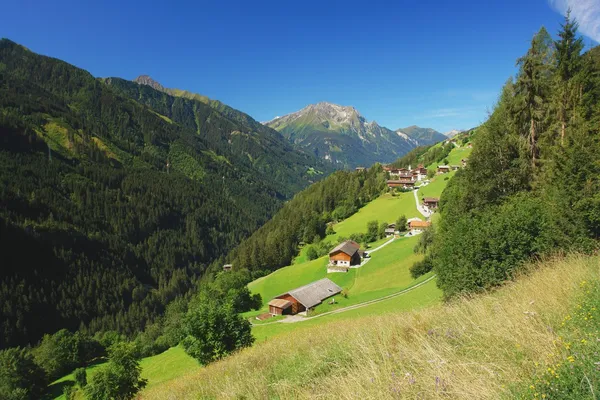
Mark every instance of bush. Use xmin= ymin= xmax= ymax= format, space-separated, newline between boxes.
xmin=33 ymin=329 xmax=78 ymax=380
xmin=73 ymin=367 xmax=87 ymax=387
xmin=0 ymin=347 xmax=47 ymax=400
xmin=434 ymin=194 xmax=566 ymax=298
xmin=325 ymin=224 xmax=336 ymax=235
xmin=365 ymin=220 xmax=379 ymax=242
xmin=306 ymin=245 xmax=318 ymax=260
xmin=85 ymin=343 xmax=147 ymax=400
xmin=410 ymin=257 xmax=434 ymax=278
xmin=396 ymin=215 xmax=407 ymax=232
xmin=182 ymin=301 xmax=254 ymax=365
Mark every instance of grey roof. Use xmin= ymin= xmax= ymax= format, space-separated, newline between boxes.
xmin=279 ymin=278 xmax=342 ymax=309
xmin=329 ymin=240 xmax=360 ymax=257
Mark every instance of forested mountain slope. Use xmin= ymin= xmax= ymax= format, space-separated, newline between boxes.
xmin=106 ymin=76 xmax=326 ymax=196
xmin=0 ymin=38 xmax=324 ymax=349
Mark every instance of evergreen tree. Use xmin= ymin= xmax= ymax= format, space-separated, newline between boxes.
xmin=514 ymin=27 xmax=553 ymax=167
xmin=553 ymin=11 xmax=584 ymax=146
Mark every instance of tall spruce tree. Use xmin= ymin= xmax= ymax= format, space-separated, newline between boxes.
xmin=553 ymin=11 xmax=584 ymax=145
xmin=515 ymin=27 xmax=553 ymax=167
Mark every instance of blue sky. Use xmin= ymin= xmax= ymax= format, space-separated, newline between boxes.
xmin=2 ymin=0 xmax=598 ymax=132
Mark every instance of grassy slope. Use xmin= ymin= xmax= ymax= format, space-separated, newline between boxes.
xmin=247 ymin=236 xmax=430 ymax=318
xmin=49 ymin=346 xmax=199 ymax=400
xmin=141 ymin=255 xmax=599 ymax=400
xmin=331 ymin=191 xmax=420 ymax=241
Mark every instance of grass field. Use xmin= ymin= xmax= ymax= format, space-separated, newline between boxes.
xmin=446 ymin=145 xmax=472 ymax=165
xmin=245 ymin=236 xmax=433 ymax=332
xmin=418 ymin=170 xmax=456 ymax=199
xmin=330 ymin=191 xmax=419 ymax=241
xmin=141 ymin=255 xmax=600 ymax=400
xmin=48 ymin=346 xmax=199 ymax=399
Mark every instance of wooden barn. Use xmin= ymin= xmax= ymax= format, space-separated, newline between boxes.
xmin=268 ymin=278 xmax=343 ymax=316
xmin=328 ymin=240 xmax=361 ymax=268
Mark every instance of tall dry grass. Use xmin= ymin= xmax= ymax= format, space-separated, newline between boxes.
xmin=142 ymin=254 xmax=599 ymax=400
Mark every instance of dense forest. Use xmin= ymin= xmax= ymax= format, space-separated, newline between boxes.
xmin=423 ymin=19 xmax=600 ymax=297
xmin=227 ymin=165 xmax=387 ymax=272
xmin=0 ymin=38 xmax=329 ymax=350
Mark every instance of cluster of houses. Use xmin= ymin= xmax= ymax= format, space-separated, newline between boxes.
xmin=383 ymin=164 xmax=427 ymax=189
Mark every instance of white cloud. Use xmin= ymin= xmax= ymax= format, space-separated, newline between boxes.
xmin=549 ymin=0 xmax=600 ymax=43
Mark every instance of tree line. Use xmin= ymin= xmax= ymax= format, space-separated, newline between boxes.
xmin=414 ymin=17 xmax=600 ymax=298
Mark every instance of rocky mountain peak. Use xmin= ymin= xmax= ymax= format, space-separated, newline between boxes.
xmin=134 ymin=75 xmax=165 ymax=92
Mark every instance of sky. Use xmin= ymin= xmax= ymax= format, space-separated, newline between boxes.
xmin=2 ymin=0 xmax=598 ymax=133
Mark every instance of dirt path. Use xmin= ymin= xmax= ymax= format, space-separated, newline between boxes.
xmin=253 ymin=274 xmax=437 ymax=326
xmin=413 ymin=189 xmax=431 ymax=218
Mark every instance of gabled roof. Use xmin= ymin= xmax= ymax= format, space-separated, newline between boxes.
xmin=329 ymin=240 xmax=360 ymax=257
xmin=422 ymin=197 xmax=439 ymax=203
xmin=278 ymin=278 xmax=343 ymax=309
xmin=409 ymin=220 xmax=431 ymax=228
xmin=268 ymin=299 xmax=292 ymax=309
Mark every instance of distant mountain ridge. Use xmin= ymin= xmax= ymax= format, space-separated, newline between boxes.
xmin=444 ymin=129 xmax=465 ymax=138
xmin=266 ymin=102 xmax=421 ymax=168
xmin=396 ymin=125 xmax=447 ymax=145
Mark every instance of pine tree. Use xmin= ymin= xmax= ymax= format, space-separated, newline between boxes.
xmin=515 ymin=27 xmax=553 ymax=167
xmin=553 ymin=11 xmax=584 ymax=145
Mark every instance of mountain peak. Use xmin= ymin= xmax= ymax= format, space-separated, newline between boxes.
xmin=133 ymin=75 xmax=165 ymax=92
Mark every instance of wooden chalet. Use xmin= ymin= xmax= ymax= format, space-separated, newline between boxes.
xmin=422 ymin=197 xmax=439 ymax=209
xmin=268 ymin=278 xmax=342 ymax=316
xmin=387 ymin=179 xmax=415 ymax=189
xmin=437 ymin=165 xmax=450 ymax=174
xmin=222 ymin=264 xmax=233 ymax=271
xmin=328 ymin=240 xmax=361 ymax=269
xmin=409 ymin=220 xmax=431 ymax=232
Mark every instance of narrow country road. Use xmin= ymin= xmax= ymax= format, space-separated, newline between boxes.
xmin=414 ymin=188 xmax=431 ymax=218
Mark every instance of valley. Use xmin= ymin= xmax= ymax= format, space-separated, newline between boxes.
xmin=2 ymin=5 xmax=600 ymax=399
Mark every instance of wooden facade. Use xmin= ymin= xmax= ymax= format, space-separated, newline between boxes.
xmin=274 ymin=293 xmax=306 ymax=315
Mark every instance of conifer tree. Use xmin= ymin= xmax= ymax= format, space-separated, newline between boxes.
xmin=515 ymin=27 xmax=553 ymax=167
xmin=553 ymin=10 xmax=584 ymax=145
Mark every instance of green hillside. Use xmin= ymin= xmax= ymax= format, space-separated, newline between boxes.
xmin=0 ymin=38 xmax=326 ymax=350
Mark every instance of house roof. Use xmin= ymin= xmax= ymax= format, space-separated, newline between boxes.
xmin=329 ymin=240 xmax=360 ymax=257
xmin=409 ymin=220 xmax=431 ymax=228
xmin=268 ymin=299 xmax=292 ymax=309
xmin=422 ymin=197 xmax=439 ymax=203
xmin=278 ymin=278 xmax=343 ymax=309
xmin=438 ymin=165 xmax=450 ymax=169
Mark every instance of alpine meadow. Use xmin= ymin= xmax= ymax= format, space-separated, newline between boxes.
xmin=1 ymin=2 xmax=600 ymax=400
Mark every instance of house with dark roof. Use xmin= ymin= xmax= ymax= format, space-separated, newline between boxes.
xmin=268 ymin=278 xmax=342 ymax=316
xmin=422 ymin=197 xmax=439 ymax=210
xmin=328 ymin=240 xmax=361 ymax=270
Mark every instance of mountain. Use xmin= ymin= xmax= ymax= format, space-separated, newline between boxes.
xmin=266 ymin=102 xmax=418 ymax=168
xmin=444 ymin=129 xmax=464 ymax=138
xmin=396 ymin=125 xmax=447 ymax=145
xmin=0 ymin=38 xmax=328 ymax=349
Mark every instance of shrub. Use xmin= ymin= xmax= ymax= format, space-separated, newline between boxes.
xmin=0 ymin=347 xmax=47 ymax=400
xmin=182 ymin=301 xmax=254 ymax=365
xmin=410 ymin=257 xmax=434 ymax=278
xmin=73 ymin=367 xmax=87 ymax=387
xmin=85 ymin=343 xmax=147 ymax=400
xmin=306 ymin=245 xmax=318 ymax=260
xmin=365 ymin=220 xmax=379 ymax=242
xmin=33 ymin=329 xmax=78 ymax=380
xmin=434 ymin=194 xmax=566 ymax=298
xmin=396 ymin=215 xmax=407 ymax=232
